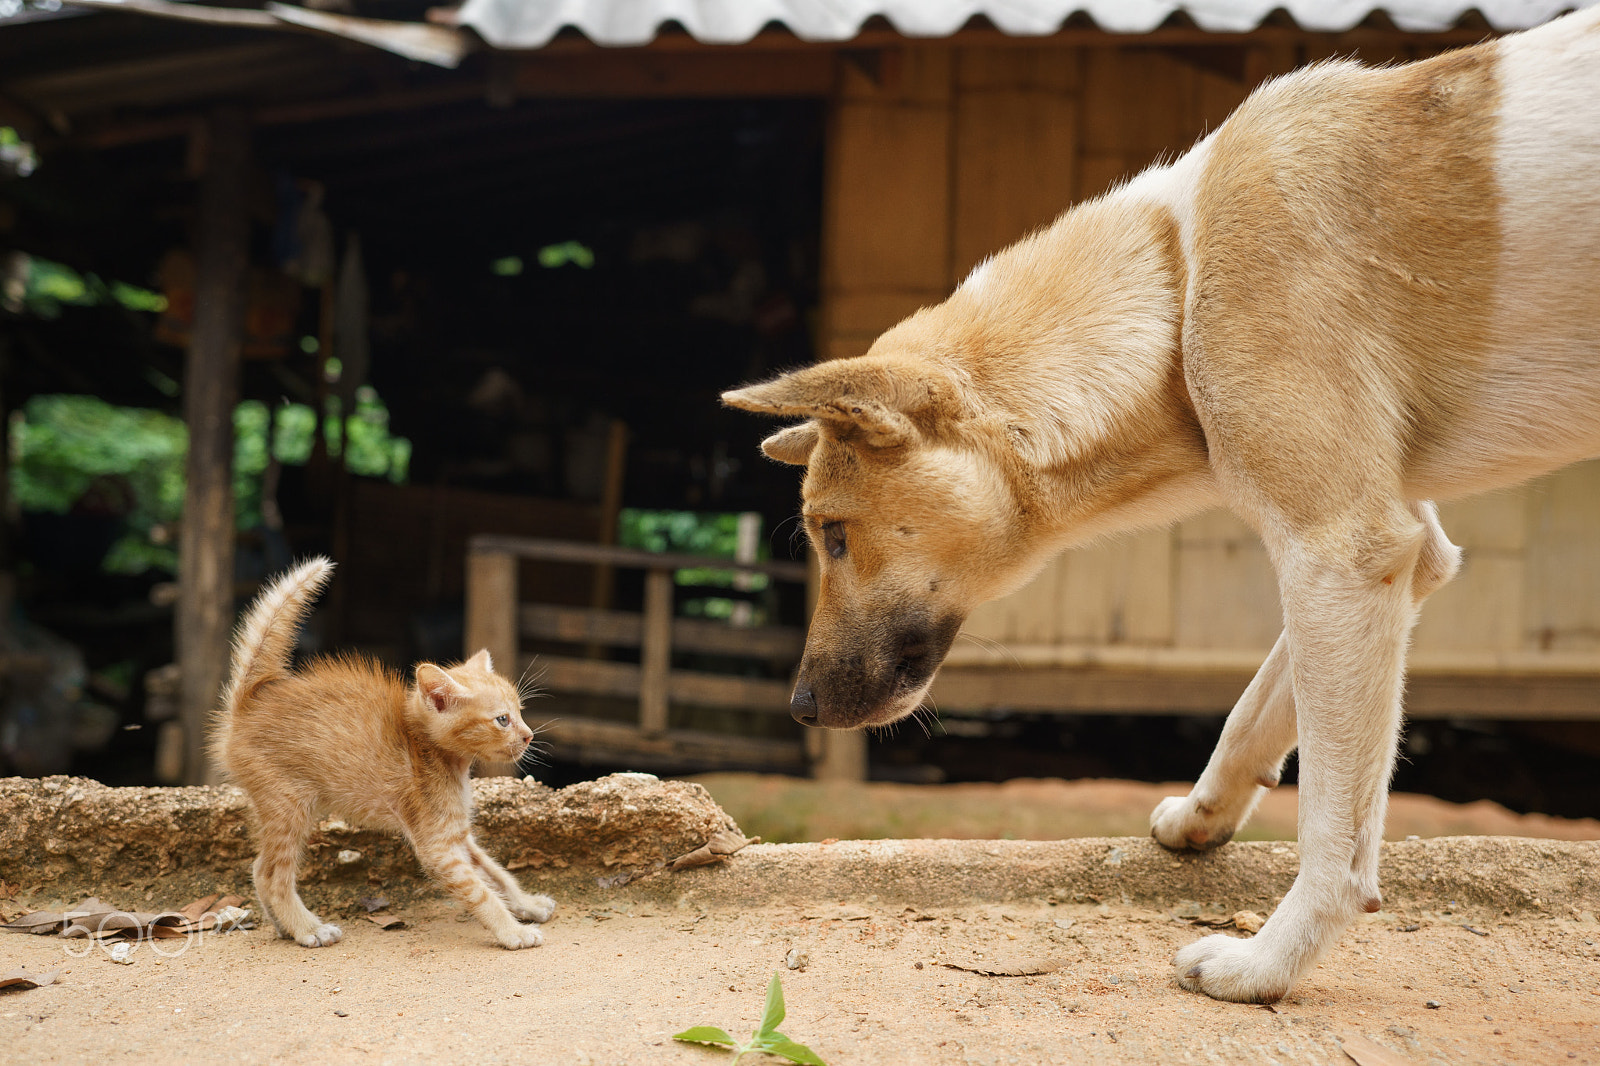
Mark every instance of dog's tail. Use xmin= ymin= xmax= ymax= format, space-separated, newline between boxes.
xmin=217 ymin=556 xmax=335 ymax=722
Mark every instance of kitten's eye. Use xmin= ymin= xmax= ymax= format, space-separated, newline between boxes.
xmin=822 ymin=520 xmax=846 ymax=559
xmin=495 ymin=715 xmax=510 ymax=727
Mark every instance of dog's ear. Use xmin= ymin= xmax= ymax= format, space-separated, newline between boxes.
xmin=760 ymin=421 xmax=820 ymax=466
xmin=721 ymin=358 xmax=938 ymax=449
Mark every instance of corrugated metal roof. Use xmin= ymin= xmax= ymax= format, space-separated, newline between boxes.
xmin=453 ymin=0 xmax=1590 ymax=49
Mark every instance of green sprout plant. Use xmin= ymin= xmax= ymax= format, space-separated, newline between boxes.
xmin=673 ymin=973 xmax=827 ymax=1065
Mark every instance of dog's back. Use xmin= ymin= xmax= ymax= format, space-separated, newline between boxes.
xmin=1142 ymin=10 xmax=1600 ymax=506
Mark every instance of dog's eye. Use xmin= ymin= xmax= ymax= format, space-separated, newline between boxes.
xmin=495 ymin=715 xmax=510 ymax=727
xmin=822 ymin=521 xmax=846 ymax=559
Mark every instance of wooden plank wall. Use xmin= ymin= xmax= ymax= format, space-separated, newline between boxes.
xmin=820 ymin=35 xmax=1600 ymax=693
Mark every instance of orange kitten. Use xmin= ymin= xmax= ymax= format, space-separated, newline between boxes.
xmin=212 ymin=557 xmax=554 ymax=950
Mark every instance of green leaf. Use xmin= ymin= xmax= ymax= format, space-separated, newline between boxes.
xmin=750 ymin=1033 xmax=827 ymax=1066
xmin=757 ymin=972 xmax=787 ymax=1036
xmin=673 ymin=1026 xmax=738 ymax=1048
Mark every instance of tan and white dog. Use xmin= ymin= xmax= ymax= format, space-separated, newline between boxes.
xmin=723 ymin=10 xmax=1600 ymax=1004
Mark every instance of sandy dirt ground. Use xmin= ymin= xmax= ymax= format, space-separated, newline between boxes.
xmin=5 ymin=875 xmax=1599 ymax=1065
xmin=4 ymin=776 xmax=1598 ymax=1064
xmin=691 ymin=775 xmax=1600 ymax=845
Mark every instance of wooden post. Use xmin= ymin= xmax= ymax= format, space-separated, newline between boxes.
xmin=177 ymin=107 xmax=250 ymax=785
xmin=639 ymin=566 xmax=673 ymax=735
xmin=586 ymin=418 xmax=628 ymax=659
xmin=465 ymin=548 xmax=518 ymax=679
xmin=466 ymin=547 xmax=519 ymax=776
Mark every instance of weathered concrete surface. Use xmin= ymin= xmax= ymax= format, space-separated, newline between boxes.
xmin=0 ymin=774 xmax=742 ymax=901
xmin=662 ymin=836 xmax=1600 ymax=914
xmin=2 ymin=776 xmax=1595 ymax=918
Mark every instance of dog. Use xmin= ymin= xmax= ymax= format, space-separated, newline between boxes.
xmin=722 ymin=8 xmax=1600 ymax=1004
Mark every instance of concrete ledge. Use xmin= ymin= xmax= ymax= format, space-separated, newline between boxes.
xmin=0 ymin=773 xmax=740 ymax=901
xmin=4 ymin=776 xmax=1594 ymax=916
xmin=655 ymin=836 xmax=1600 ymax=913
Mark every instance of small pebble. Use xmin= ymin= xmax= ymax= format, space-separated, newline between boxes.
xmin=333 ymin=1009 xmax=349 ymax=1018
xmin=914 ymin=961 xmax=923 ymax=970
xmin=1425 ymin=1000 xmax=1441 ymax=1009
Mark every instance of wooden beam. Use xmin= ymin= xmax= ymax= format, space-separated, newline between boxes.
xmin=519 ymin=603 xmax=804 ymax=659
xmin=177 ymin=107 xmax=251 ymax=785
xmin=531 ymin=714 xmax=806 ymax=775
xmin=469 ymin=534 xmax=809 ymax=582
xmin=531 ymin=655 xmax=793 ymax=711
xmin=465 ymin=549 xmax=518 ymax=674
xmin=931 ymin=665 xmax=1600 ymax=720
xmin=639 ymin=568 xmax=674 ymax=734
xmin=512 ymin=50 xmax=835 ymax=98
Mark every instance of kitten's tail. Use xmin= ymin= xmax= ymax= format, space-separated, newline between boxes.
xmin=219 ymin=556 xmax=335 ymax=719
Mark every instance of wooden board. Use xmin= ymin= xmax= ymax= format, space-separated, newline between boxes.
xmin=519 ymin=603 xmax=804 ymax=659
xmin=1526 ymin=461 xmax=1600 ymax=653
xmin=531 ymin=655 xmax=793 ymax=713
xmin=953 ymin=87 xmax=1078 ymax=278
xmin=825 ymin=100 xmax=953 ymax=293
xmin=931 ymin=665 xmax=1600 ymax=720
xmin=534 ymin=714 xmax=805 ymax=775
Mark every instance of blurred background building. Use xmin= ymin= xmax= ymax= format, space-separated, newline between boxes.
xmin=0 ymin=0 xmax=1594 ymax=825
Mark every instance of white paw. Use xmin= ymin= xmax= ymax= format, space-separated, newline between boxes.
xmin=510 ymin=894 xmax=556 ymax=924
xmin=1150 ymin=793 xmax=1242 ymax=851
xmin=1174 ymin=933 xmax=1292 ymax=1003
xmin=296 ymin=923 xmax=344 ymax=948
xmin=497 ymin=923 xmax=544 ymax=950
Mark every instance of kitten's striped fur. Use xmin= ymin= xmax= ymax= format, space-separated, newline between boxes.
xmin=213 ymin=557 xmax=554 ymax=949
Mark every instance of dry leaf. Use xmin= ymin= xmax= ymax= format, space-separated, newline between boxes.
xmin=365 ymin=914 xmax=406 ymax=930
xmin=61 ymin=898 xmax=185 ymax=941
xmin=1 ymin=910 xmax=66 ymax=935
xmin=668 ymin=829 xmax=759 ymax=871
xmin=177 ymin=894 xmax=246 ymax=932
xmin=1339 ymin=1031 xmax=1411 ymax=1066
xmin=0 ymin=967 xmax=59 ymax=992
xmin=939 ymin=959 xmax=1063 ymax=977
xmin=178 ymin=894 xmax=222 ymax=924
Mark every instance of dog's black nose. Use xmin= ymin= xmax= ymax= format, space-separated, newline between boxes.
xmin=790 ymin=682 xmax=819 ymax=726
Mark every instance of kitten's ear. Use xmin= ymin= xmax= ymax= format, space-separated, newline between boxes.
xmin=465 ymin=648 xmax=494 ymax=674
xmin=416 ymin=663 xmax=463 ymax=713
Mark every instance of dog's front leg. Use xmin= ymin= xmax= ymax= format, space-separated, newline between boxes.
xmin=1173 ymin=519 xmax=1427 ymax=1003
xmin=1151 ymin=630 xmax=1297 ymax=850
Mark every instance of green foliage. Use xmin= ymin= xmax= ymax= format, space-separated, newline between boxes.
xmin=673 ymin=974 xmax=827 ymax=1066
xmin=343 ymin=386 xmax=411 ymax=482
xmin=537 ymin=240 xmax=594 ymax=269
xmin=12 ymin=391 xmax=411 ymax=575
xmin=11 ymin=396 xmax=186 ymax=573
xmin=8 ymin=255 xmax=166 ymax=319
xmin=0 ymin=126 xmax=38 ymax=178
xmin=620 ymin=509 xmax=745 ymax=557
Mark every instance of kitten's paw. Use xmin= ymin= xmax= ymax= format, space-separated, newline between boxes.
xmin=1150 ymin=793 xmax=1241 ymax=852
xmin=510 ymin=894 xmax=556 ymax=924
xmin=1174 ymin=933 xmax=1293 ymax=1003
xmin=496 ymin=924 xmax=544 ymax=950
xmin=295 ymin=923 xmax=344 ymax=948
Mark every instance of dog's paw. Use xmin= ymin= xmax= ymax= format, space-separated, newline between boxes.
xmin=496 ymin=923 xmax=544 ymax=950
xmin=1173 ymin=933 xmax=1293 ymax=1003
xmin=509 ymin=893 xmax=556 ymax=924
xmin=1150 ymin=794 xmax=1241 ymax=851
xmin=295 ymin=923 xmax=344 ymax=948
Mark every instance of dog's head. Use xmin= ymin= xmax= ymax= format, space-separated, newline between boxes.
xmin=723 ymin=348 xmax=1045 ymax=730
